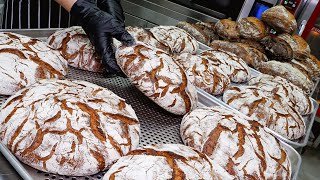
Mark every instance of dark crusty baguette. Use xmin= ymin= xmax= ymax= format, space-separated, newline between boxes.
xmin=214 ymin=19 xmax=240 ymax=41
xmin=278 ymin=33 xmax=311 ymax=61
xmin=257 ymin=60 xmax=314 ymax=94
xmin=262 ymin=5 xmax=297 ymax=34
xmin=237 ymin=17 xmax=267 ymax=40
xmin=260 ymin=36 xmax=293 ymax=61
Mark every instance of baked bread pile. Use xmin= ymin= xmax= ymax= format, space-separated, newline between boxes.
xmin=47 ymin=26 xmax=104 ymax=73
xmin=0 ymin=32 xmax=68 ymax=95
xmin=0 ymin=79 xmax=140 ymax=176
xmin=180 ymin=106 xmax=291 ymax=179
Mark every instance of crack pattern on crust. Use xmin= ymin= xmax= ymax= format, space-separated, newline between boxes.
xmin=180 ymin=107 xmax=291 ymax=179
xmin=249 ymin=74 xmax=313 ymax=115
xmin=223 ymin=86 xmax=305 ymax=140
xmin=103 ymin=144 xmax=223 ymax=180
xmin=116 ymin=43 xmax=197 ymax=115
xmin=0 ymin=79 xmax=140 ymax=176
xmin=200 ymin=49 xmax=251 ymax=83
xmin=150 ymin=26 xmax=199 ymax=54
xmin=0 ymin=32 xmax=68 ymax=95
xmin=48 ymin=26 xmax=104 ymax=73
xmin=174 ymin=53 xmax=230 ymax=96
xmin=237 ymin=17 xmax=267 ymax=40
xmin=278 ymin=34 xmax=310 ymax=61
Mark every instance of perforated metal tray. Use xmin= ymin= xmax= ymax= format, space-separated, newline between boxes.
xmin=0 ymin=67 xmax=301 ymax=180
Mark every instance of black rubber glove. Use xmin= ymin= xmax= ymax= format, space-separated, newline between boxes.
xmin=97 ymin=0 xmax=125 ymax=22
xmin=70 ymin=0 xmax=135 ymax=76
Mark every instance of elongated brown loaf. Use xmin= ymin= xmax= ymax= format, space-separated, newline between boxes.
xmin=0 ymin=32 xmax=68 ymax=95
xmin=223 ymin=86 xmax=305 ymax=140
xmin=150 ymin=26 xmax=199 ymax=54
xmin=291 ymin=59 xmax=315 ymax=78
xmin=180 ymin=106 xmax=291 ymax=179
xmin=278 ymin=34 xmax=311 ymax=61
xmin=307 ymin=55 xmax=320 ymax=79
xmin=236 ymin=43 xmax=269 ymax=68
xmin=0 ymin=79 xmax=140 ymax=176
xmin=214 ymin=19 xmax=240 ymax=41
xmin=235 ymin=38 xmax=265 ymax=53
xmin=48 ymin=26 xmax=104 ymax=72
xmin=249 ymin=74 xmax=313 ymax=115
xmin=176 ymin=21 xmax=209 ymax=45
xmin=200 ymin=49 xmax=250 ymax=83
xmin=103 ymin=144 xmax=225 ymax=179
xmin=237 ymin=17 xmax=267 ymax=40
xmin=260 ymin=36 xmax=293 ymax=61
xmin=194 ymin=22 xmax=219 ymax=44
xmin=174 ymin=53 xmax=230 ymax=95
xmin=116 ymin=43 xmax=198 ymax=115
xmin=257 ymin=61 xmax=314 ymax=94
xmin=262 ymin=5 xmax=297 ymax=34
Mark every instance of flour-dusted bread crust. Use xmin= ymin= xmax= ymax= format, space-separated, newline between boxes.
xmin=278 ymin=34 xmax=311 ymax=61
xmin=180 ymin=107 xmax=291 ymax=179
xmin=291 ymin=59 xmax=315 ymax=78
xmin=237 ymin=17 xmax=267 ymax=40
xmin=237 ymin=43 xmax=269 ymax=68
xmin=116 ymin=43 xmax=197 ymax=115
xmin=260 ymin=36 xmax=293 ymax=61
xmin=150 ymin=26 xmax=199 ymax=54
xmin=249 ymin=74 xmax=313 ymax=115
xmin=48 ymin=26 xmax=104 ymax=72
xmin=257 ymin=61 xmax=314 ymax=94
xmin=200 ymin=48 xmax=251 ymax=83
xmin=195 ymin=22 xmax=219 ymax=43
xmin=235 ymin=38 xmax=266 ymax=53
xmin=174 ymin=53 xmax=230 ymax=96
xmin=214 ymin=19 xmax=240 ymax=41
xmin=103 ymin=144 xmax=224 ymax=180
xmin=223 ymin=86 xmax=305 ymax=140
xmin=307 ymin=55 xmax=320 ymax=79
xmin=262 ymin=5 xmax=297 ymax=34
xmin=0 ymin=79 xmax=140 ymax=176
xmin=0 ymin=32 xmax=68 ymax=95
xmin=176 ymin=21 xmax=209 ymax=45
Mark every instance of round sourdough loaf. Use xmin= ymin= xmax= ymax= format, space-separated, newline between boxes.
xmin=249 ymin=74 xmax=313 ymax=115
xmin=0 ymin=32 xmax=68 ymax=95
xmin=237 ymin=17 xmax=267 ymax=40
xmin=174 ymin=53 xmax=230 ymax=96
xmin=223 ymin=86 xmax=305 ymax=140
xmin=0 ymin=79 xmax=140 ymax=176
xmin=278 ymin=34 xmax=311 ymax=61
xmin=214 ymin=19 xmax=240 ymax=41
xmin=103 ymin=144 xmax=226 ymax=180
xmin=261 ymin=5 xmax=297 ymax=34
xmin=200 ymin=49 xmax=250 ymax=83
xmin=48 ymin=26 xmax=104 ymax=72
xmin=116 ymin=43 xmax=198 ymax=115
xmin=180 ymin=106 xmax=291 ymax=179
xmin=150 ymin=26 xmax=199 ymax=54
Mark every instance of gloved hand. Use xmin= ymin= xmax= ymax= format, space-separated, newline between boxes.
xmin=71 ymin=0 xmax=135 ymax=76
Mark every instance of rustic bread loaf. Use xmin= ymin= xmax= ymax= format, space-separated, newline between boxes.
xmin=150 ymin=26 xmax=199 ymax=54
xmin=223 ymin=86 xmax=305 ymax=140
xmin=116 ymin=43 xmax=198 ymax=115
xmin=0 ymin=32 xmax=68 ymax=95
xmin=174 ymin=53 xmax=230 ymax=95
xmin=235 ymin=38 xmax=266 ymax=53
xmin=195 ymin=22 xmax=219 ymax=44
xmin=307 ymin=55 xmax=320 ymax=79
xmin=257 ymin=61 xmax=314 ymax=94
xmin=237 ymin=17 xmax=267 ymax=40
xmin=278 ymin=34 xmax=311 ymax=61
xmin=48 ymin=26 xmax=104 ymax=72
xmin=103 ymin=144 xmax=225 ymax=180
xmin=214 ymin=19 xmax=240 ymax=41
xmin=0 ymin=79 xmax=140 ymax=176
xmin=236 ymin=43 xmax=269 ymax=68
xmin=176 ymin=21 xmax=209 ymax=45
xmin=291 ymin=59 xmax=315 ymax=78
xmin=200 ymin=48 xmax=250 ymax=83
xmin=180 ymin=106 xmax=291 ymax=179
xmin=249 ymin=74 xmax=313 ymax=115
xmin=262 ymin=5 xmax=297 ymax=34
xmin=260 ymin=36 xmax=293 ymax=61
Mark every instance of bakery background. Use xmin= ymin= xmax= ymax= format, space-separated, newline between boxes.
xmin=0 ymin=0 xmax=320 ymax=180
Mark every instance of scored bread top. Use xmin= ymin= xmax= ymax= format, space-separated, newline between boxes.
xmin=0 ymin=32 xmax=68 ymax=95
xmin=278 ymin=33 xmax=311 ymax=61
xmin=214 ymin=19 xmax=240 ymax=41
xmin=180 ymin=106 xmax=291 ymax=179
xmin=48 ymin=26 xmax=104 ymax=73
xmin=103 ymin=144 xmax=225 ymax=180
xmin=237 ymin=17 xmax=267 ymax=40
xmin=0 ymin=79 xmax=140 ymax=176
xmin=116 ymin=43 xmax=198 ymax=115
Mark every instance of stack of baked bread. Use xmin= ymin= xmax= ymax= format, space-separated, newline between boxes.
xmin=177 ymin=5 xmax=320 ymax=94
